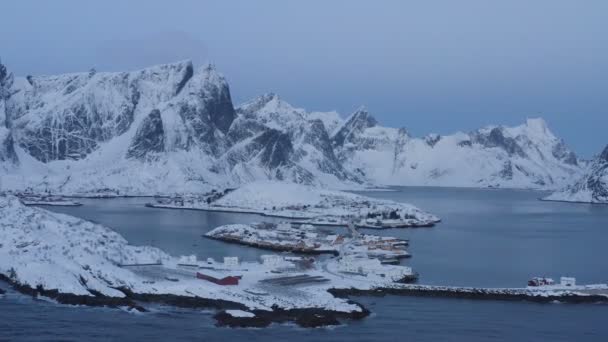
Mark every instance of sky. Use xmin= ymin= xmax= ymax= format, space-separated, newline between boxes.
xmin=1 ymin=0 xmax=606 ymax=157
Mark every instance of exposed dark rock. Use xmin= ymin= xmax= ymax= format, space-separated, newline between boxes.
xmin=0 ymin=133 xmax=18 ymax=164
xmin=200 ymin=65 xmax=236 ymax=134
xmin=499 ymin=161 xmax=513 ymax=180
xmin=424 ymin=133 xmax=441 ymax=147
xmin=255 ymin=129 xmax=293 ymax=169
xmin=126 ymin=109 xmax=165 ymax=160
xmin=175 ymin=62 xmax=194 ymax=95
xmin=457 ymin=140 xmax=472 ymax=147
xmin=600 ymin=145 xmax=608 ymax=163
xmin=552 ymin=141 xmax=578 ymax=166
xmin=0 ymin=59 xmax=18 ymax=164
xmin=295 ymin=119 xmax=358 ymax=182
xmin=332 ymin=108 xmax=377 ymax=147
xmin=215 ymin=302 xmax=369 ymax=328
xmin=0 ymin=273 xmax=144 ymax=311
xmin=473 ymin=127 xmax=526 ymax=157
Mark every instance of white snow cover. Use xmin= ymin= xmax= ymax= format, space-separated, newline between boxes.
xmin=0 ymin=61 xmax=584 ymax=194
xmin=225 ymin=309 xmax=255 ymax=318
xmin=0 ymin=195 xmax=364 ymax=313
xmin=334 ymin=116 xmax=582 ymax=189
xmin=206 ymin=222 xmax=410 ymax=258
xmin=544 ymin=145 xmax=608 ymax=203
xmin=0 ymin=195 xmax=171 ymax=297
xmin=1 ymin=195 xmax=604 ymax=317
xmin=152 ymin=181 xmax=440 ymax=226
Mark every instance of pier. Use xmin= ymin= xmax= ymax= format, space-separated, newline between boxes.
xmin=330 ymin=284 xmax=608 ymax=304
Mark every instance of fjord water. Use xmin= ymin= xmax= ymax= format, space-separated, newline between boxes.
xmin=2 ymin=188 xmax=608 ymax=341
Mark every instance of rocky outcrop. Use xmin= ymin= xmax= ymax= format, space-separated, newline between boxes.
xmin=332 ymin=114 xmax=582 ymax=189
xmin=126 ymin=109 xmax=165 ymax=160
xmin=545 ymin=145 xmax=608 ymax=203
xmin=472 ymin=127 xmax=526 ymax=157
xmin=331 ymin=107 xmax=377 ymax=148
xmin=0 ymin=60 xmax=18 ymax=165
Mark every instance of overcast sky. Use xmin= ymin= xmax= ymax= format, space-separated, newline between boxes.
xmin=1 ymin=0 xmax=606 ymax=157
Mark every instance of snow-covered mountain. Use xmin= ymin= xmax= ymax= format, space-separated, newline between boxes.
xmin=0 ymin=59 xmax=584 ymax=195
xmin=544 ymin=145 xmax=608 ymax=203
xmin=331 ymin=108 xmax=581 ymax=189
xmin=0 ymin=61 xmax=360 ymax=194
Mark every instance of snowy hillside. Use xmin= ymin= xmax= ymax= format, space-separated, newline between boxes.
xmin=0 ymin=60 xmax=583 ymax=194
xmin=0 ymin=61 xmax=361 ymax=195
xmin=0 ymin=195 xmax=170 ymax=297
xmin=544 ymin=145 xmax=608 ymax=203
xmin=331 ymin=109 xmax=581 ymax=189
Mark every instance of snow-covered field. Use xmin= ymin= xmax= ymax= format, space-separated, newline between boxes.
xmin=149 ymin=181 xmax=440 ymax=228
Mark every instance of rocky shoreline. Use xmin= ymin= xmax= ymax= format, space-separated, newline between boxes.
xmin=0 ymin=273 xmax=144 ymax=311
xmin=213 ymin=302 xmax=370 ymax=328
xmin=0 ymin=273 xmax=370 ymax=328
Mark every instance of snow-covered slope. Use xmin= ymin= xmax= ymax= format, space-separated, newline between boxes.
xmin=0 ymin=62 xmax=361 ymax=195
xmin=544 ymin=145 xmax=608 ymax=203
xmin=0 ymin=195 xmax=170 ymax=297
xmin=331 ymin=108 xmax=581 ymax=189
xmin=0 ymin=59 xmax=583 ymax=194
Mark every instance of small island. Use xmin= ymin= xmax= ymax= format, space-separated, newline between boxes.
xmin=205 ymin=222 xmax=411 ymax=261
xmin=147 ymin=181 xmax=441 ymax=228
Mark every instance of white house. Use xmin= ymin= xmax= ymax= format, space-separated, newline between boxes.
xmin=260 ymin=254 xmax=283 ymax=267
xmin=560 ymin=277 xmax=576 ymax=287
xmin=223 ymin=256 xmax=239 ymax=267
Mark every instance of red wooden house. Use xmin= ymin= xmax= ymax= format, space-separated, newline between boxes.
xmin=196 ymin=272 xmax=241 ymax=285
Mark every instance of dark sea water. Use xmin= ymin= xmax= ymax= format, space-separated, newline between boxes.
xmin=2 ymin=187 xmax=608 ymax=341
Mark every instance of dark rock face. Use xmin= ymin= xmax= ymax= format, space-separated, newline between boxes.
xmin=198 ymin=65 xmax=236 ymax=134
xmin=332 ymin=108 xmax=377 ymax=147
xmin=295 ymin=119 xmax=356 ymax=182
xmin=174 ymin=62 xmax=193 ymax=95
xmin=126 ymin=109 xmax=165 ymax=160
xmin=424 ymin=134 xmax=441 ymax=147
xmin=473 ymin=128 xmax=526 ymax=157
xmin=255 ymin=129 xmax=293 ymax=169
xmin=600 ymin=145 xmax=608 ymax=163
xmin=0 ymin=133 xmax=18 ymax=164
xmin=457 ymin=140 xmax=472 ymax=147
xmin=554 ymin=145 xmax=608 ymax=203
xmin=0 ymin=59 xmax=18 ymax=164
xmin=498 ymin=161 xmax=513 ymax=180
xmin=585 ymin=146 xmax=608 ymax=201
xmin=13 ymin=76 xmax=139 ymax=162
xmin=552 ymin=141 xmax=578 ymax=166
xmin=226 ymin=116 xmax=267 ymax=144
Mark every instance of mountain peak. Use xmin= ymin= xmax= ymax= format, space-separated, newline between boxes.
xmin=348 ymin=106 xmax=377 ymax=128
xmin=524 ymin=117 xmax=548 ymax=133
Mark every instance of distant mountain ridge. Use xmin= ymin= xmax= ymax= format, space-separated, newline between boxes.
xmin=0 ymin=60 xmax=584 ymax=195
